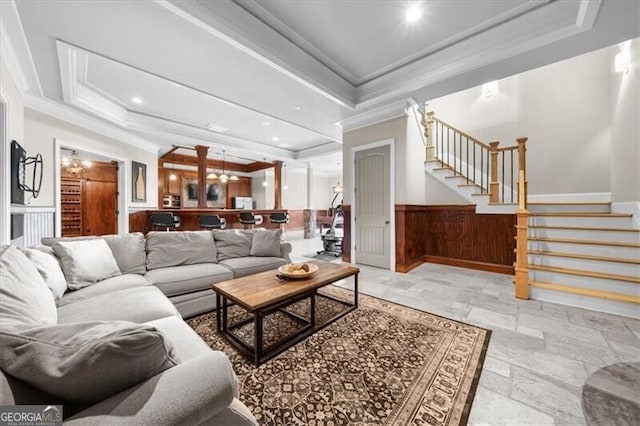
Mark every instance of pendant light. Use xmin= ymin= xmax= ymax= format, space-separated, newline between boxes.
xmin=283 ymin=163 xmax=288 ymax=190
xmin=219 ymin=150 xmax=229 ymax=183
xmin=168 ymin=151 xmax=177 ymax=181
xmin=332 ymin=162 xmax=343 ymax=194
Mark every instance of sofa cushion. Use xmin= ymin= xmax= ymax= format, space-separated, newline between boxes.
xmin=250 ymin=229 xmax=282 ymax=257
xmin=213 ymin=229 xmax=254 ymax=261
xmin=219 ymin=256 xmax=286 ymax=278
xmin=58 ymin=274 xmax=151 ymax=307
xmin=146 ymin=231 xmax=217 ymax=270
xmin=0 ymin=321 xmax=180 ymax=404
xmin=0 ymin=245 xmax=57 ymax=331
xmin=145 ymin=316 xmax=211 ymax=362
xmin=102 ymin=233 xmax=146 ymax=274
xmin=20 ymin=247 xmax=67 ymax=304
xmin=57 ymin=286 xmax=178 ymax=324
xmin=52 ymin=240 xmax=121 ymax=290
xmin=145 ymin=263 xmax=233 ymax=297
xmin=42 ymin=233 xmax=147 ymax=275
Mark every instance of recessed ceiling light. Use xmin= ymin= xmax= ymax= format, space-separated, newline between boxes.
xmin=261 ymin=121 xmax=271 ymax=126
xmin=131 ymin=96 xmax=143 ymax=105
xmin=293 ymin=105 xmax=301 ymax=111
xmin=272 ymin=137 xmax=279 ymax=142
xmin=406 ymin=3 xmax=422 ymax=22
xmin=205 ymin=123 xmax=229 ymax=133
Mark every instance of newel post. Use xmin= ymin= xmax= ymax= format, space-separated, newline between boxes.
xmin=514 ymin=136 xmax=529 ymax=300
xmin=489 ymin=140 xmax=500 ymax=203
xmin=425 ymin=111 xmax=435 ymax=161
xmin=517 ymin=137 xmax=528 ymax=209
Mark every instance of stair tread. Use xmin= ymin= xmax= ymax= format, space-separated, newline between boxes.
xmin=529 ymin=225 xmax=639 ymax=233
xmin=528 ymin=264 xmax=640 ymax=283
xmin=529 ymin=202 xmax=611 ymax=206
xmin=530 ymin=212 xmax=632 ymax=217
xmin=528 ymin=236 xmax=640 ymax=248
xmin=445 ymin=175 xmax=468 ymax=179
xmin=528 ymin=250 xmax=640 ymax=265
xmin=530 ymin=281 xmax=640 ymax=304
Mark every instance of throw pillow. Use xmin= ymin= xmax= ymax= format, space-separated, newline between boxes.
xmin=52 ymin=239 xmax=121 ymax=290
xmin=102 ymin=233 xmax=146 ymax=274
xmin=145 ymin=231 xmax=218 ymax=270
xmin=20 ymin=247 xmax=68 ymax=304
xmin=0 ymin=321 xmax=180 ymax=404
xmin=213 ymin=229 xmax=254 ymax=261
xmin=0 ymin=245 xmax=57 ymax=331
xmin=250 ymin=229 xmax=282 ymax=257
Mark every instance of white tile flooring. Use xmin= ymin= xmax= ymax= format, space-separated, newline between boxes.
xmin=284 ymin=231 xmax=640 ymax=425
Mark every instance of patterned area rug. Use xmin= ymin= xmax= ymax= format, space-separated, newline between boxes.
xmin=188 ymin=287 xmax=490 ymax=425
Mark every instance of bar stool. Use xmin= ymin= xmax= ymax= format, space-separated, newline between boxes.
xmin=200 ymin=214 xmax=224 ymax=230
xmin=269 ymin=212 xmax=289 ymax=230
xmin=150 ymin=213 xmax=176 ymax=231
xmin=238 ymin=211 xmax=256 ymax=229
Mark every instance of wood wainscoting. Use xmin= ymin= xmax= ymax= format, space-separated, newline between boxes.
xmin=424 ymin=205 xmax=515 ymax=274
xmin=342 ymin=205 xmax=351 ymax=263
xmin=344 ymin=204 xmax=514 ymax=274
xmin=396 ymin=205 xmax=428 ymax=273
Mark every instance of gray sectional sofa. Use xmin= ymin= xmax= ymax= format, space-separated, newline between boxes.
xmin=0 ymin=229 xmax=292 ymax=424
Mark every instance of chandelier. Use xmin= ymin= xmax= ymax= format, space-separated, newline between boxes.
xmin=62 ymin=150 xmax=92 ymax=174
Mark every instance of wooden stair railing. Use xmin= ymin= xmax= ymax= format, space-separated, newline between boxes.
xmin=423 ymin=110 xmax=528 ymax=205
xmin=422 ymin=109 xmax=529 ymax=298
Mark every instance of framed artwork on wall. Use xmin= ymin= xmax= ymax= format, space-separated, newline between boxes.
xmin=132 ymin=161 xmax=147 ymax=202
xmin=182 ymin=177 xmax=226 ymax=208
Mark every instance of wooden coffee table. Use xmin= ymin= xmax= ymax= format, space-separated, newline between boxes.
xmin=212 ymin=261 xmax=359 ymax=365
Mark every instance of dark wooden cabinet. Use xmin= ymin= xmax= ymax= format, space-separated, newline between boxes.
xmin=60 ymin=161 xmax=118 ymax=237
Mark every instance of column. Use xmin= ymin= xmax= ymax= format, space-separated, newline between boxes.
xmin=273 ymin=161 xmax=282 ymax=209
xmin=195 ymin=145 xmax=208 ymax=209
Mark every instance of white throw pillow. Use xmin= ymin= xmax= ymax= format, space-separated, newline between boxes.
xmin=0 ymin=245 xmax=57 ymax=331
xmin=52 ymin=239 xmax=121 ymax=290
xmin=20 ymin=247 xmax=68 ymax=304
xmin=0 ymin=321 xmax=180 ymax=404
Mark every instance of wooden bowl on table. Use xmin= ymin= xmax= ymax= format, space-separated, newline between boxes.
xmin=277 ymin=263 xmax=318 ymax=279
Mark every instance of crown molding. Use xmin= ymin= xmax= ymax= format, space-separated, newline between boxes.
xmin=338 ymin=98 xmax=415 ymax=132
xmin=126 ymin=110 xmax=296 ymax=160
xmin=0 ymin=0 xmax=43 ymax=96
xmin=155 ymin=0 xmax=356 ymax=109
xmin=295 ymin=142 xmax=342 ymax=160
xmin=24 ymin=94 xmax=160 ymax=153
xmin=355 ymin=0 xmax=602 ymax=107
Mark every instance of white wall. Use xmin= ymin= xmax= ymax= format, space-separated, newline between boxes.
xmin=282 ymin=169 xmax=308 ymax=209
xmin=311 ymin=174 xmax=338 ymax=210
xmin=343 ymin=117 xmax=405 ymax=205
xmin=23 ymin=108 xmax=158 ymax=208
xmin=610 ymin=39 xmax=640 ymax=203
xmin=428 ymin=44 xmax=615 ymax=196
xmin=1 ymin=59 xmax=25 ymax=244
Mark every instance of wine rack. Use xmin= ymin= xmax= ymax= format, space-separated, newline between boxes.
xmin=61 ymin=179 xmax=83 ymax=236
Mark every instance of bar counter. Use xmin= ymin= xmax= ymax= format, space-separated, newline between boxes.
xmin=129 ymin=209 xmax=288 ymax=234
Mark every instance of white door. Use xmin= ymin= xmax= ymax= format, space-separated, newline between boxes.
xmin=355 ymin=145 xmax=391 ymax=268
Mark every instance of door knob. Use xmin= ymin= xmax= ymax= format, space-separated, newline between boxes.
xmin=385 ymin=220 xmax=390 ymax=224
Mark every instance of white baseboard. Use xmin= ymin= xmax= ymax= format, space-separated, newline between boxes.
xmin=611 ymin=201 xmax=640 ymax=228
xmin=528 ymin=192 xmax=611 ymax=203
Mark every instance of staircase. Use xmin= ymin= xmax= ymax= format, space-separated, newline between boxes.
xmin=420 ymin=108 xmax=640 ymax=319
xmin=527 ymin=202 xmax=640 ymax=318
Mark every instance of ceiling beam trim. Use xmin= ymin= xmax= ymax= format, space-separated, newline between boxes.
xmin=154 ymin=0 xmax=356 ymax=109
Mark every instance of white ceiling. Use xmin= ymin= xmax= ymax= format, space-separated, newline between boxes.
xmin=4 ymin=0 xmax=639 ymax=170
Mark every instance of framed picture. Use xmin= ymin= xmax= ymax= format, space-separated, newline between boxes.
xmin=182 ymin=177 xmax=226 ymax=208
xmin=132 ymin=161 xmax=147 ymax=202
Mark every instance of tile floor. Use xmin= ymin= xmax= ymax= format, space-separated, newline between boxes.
xmin=284 ymin=231 xmax=640 ymax=425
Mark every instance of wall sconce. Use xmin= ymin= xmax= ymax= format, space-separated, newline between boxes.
xmin=615 ymin=48 xmax=631 ymax=74
xmin=482 ymin=81 xmax=499 ymax=98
